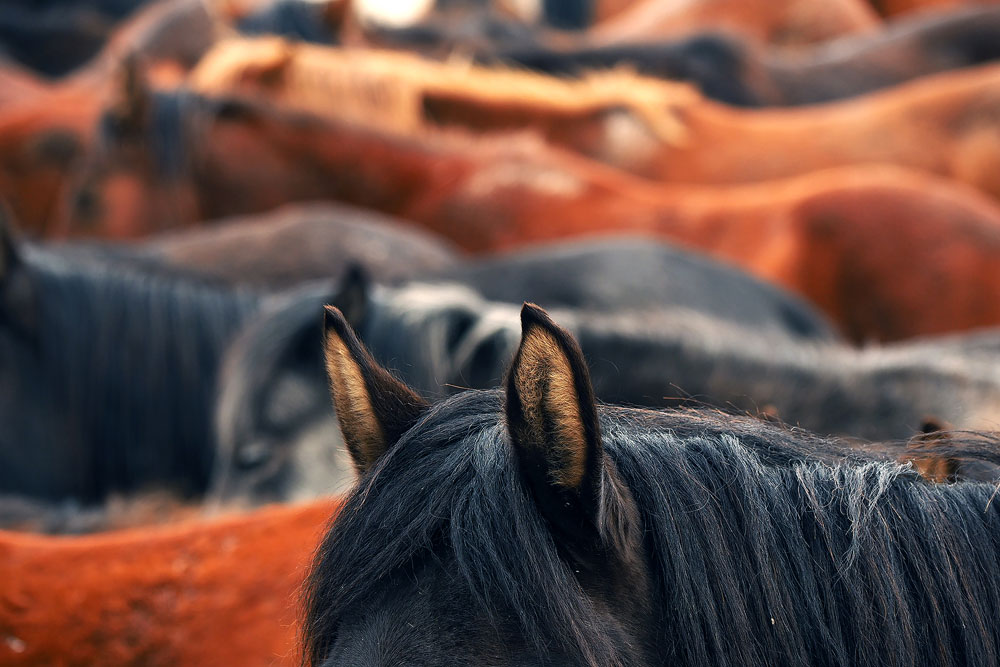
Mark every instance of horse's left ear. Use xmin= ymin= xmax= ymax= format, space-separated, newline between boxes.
xmin=506 ymin=303 xmax=603 ymax=541
xmin=323 ymin=305 xmax=429 ymax=476
xmin=111 ymin=53 xmax=152 ymax=137
xmin=0 ymin=204 xmax=38 ymax=338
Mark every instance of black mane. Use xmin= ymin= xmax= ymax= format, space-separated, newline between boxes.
xmin=1 ymin=246 xmax=260 ymax=501
xmin=304 ymin=390 xmax=1000 ymax=665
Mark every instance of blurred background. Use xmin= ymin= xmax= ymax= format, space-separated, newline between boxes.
xmin=2 ymin=0 xmax=1000 ymax=663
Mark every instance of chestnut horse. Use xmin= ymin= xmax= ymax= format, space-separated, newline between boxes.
xmin=0 ymin=499 xmax=339 ymax=665
xmin=871 ymin=0 xmax=1000 ymax=18
xmin=495 ymin=6 xmax=1000 ymax=106
xmin=585 ymin=0 xmax=880 ymax=47
xmin=189 ymin=40 xmax=1000 ymax=201
xmin=0 ymin=0 xmax=219 ymax=237
xmin=59 ymin=87 xmax=1000 ymax=342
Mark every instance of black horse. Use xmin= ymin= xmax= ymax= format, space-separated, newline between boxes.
xmin=486 ymin=6 xmax=1000 ymax=106
xmin=212 ymin=274 xmax=1000 ymax=506
xmin=0 ymin=217 xmax=260 ymax=505
xmin=209 ymin=238 xmax=837 ymax=505
xmin=304 ymin=303 xmax=1000 ymax=666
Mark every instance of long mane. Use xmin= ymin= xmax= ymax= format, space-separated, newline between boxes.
xmin=303 ymin=390 xmax=1000 ymax=665
xmin=24 ymin=246 xmax=260 ymax=498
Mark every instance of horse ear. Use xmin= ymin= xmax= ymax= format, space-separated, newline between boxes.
xmin=322 ymin=305 xmax=429 ymax=475
xmin=505 ymin=303 xmax=603 ymax=540
xmin=330 ymin=264 xmax=370 ymax=328
xmin=0 ymin=205 xmax=20 ymax=280
xmin=903 ymin=418 xmax=958 ymax=483
xmin=0 ymin=205 xmax=38 ymax=338
xmin=112 ymin=53 xmax=152 ymax=136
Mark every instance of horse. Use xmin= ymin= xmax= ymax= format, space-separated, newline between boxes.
xmin=491 ymin=6 xmax=1000 ymax=106
xmin=68 ymin=201 xmax=461 ymax=289
xmin=584 ymin=0 xmax=880 ymax=47
xmin=0 ymin=86 xmax=101 ymax=236
xmin=211 ymin=276 xmax=1000 ymax=507
xmin=0 ymin=498 xmax=339 ymax=665
xmin=0 ymin=212 xmax=260 ymax=505
xmin=303 ymin=302 xmax=1000 ymax=666
xmin=871 ymin=0 xmax=1000 ymax=18
xmin=58 ymin=84 xmax=1000 ymax=342
xmin=209 ymin=239 xmax=837 ymax=506
xmin=187 ymin=41 xmax=1000 ymax=201
xmin=187 ymin=36 xmax=697 ymax=147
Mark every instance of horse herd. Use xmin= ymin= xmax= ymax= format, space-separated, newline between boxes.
xmin=4 ymin=0 xmax=1000 ymax=664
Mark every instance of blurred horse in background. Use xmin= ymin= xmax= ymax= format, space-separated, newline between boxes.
xmin=57 ymin=85 xmax=1000 ymax=342
xmin=490 ymin=6 xmax=1000 ymax=106
xmin=188 ymin=40 xmax=1000 ymax=202
xmin=0 ymin=498 xmax=339 ymax=665
xmin=66 ymin=201 xmax=460 ymax=289
xmin=210 ymin=276 xmax=1000 ymax=507
xmin=210 ymin=238 xmax=837 ymax=505
xmin=0 ymin=211 xmax=260 ymax=505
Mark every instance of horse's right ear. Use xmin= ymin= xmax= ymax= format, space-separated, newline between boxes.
xmin=0 ymin=206 xmax=20 ymax=279
xmin=323 ymin=305 xmax=429 ymax=475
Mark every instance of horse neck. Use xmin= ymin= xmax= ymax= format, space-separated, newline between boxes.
xmin=199 ymin=112 xmax=480 ymax=220
xmin=576 ymin=314 xmax=1000 ymax=441
xmin=36 ymin=251 xmax=261 ymax=496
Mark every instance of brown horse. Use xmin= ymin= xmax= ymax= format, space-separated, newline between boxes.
xmin=59 ymin=87 xmax=1000 ymax=342
xmin=188 ymin=37 xmax=694 ymax=143
xmin=0 ymin=0 xmax=220 ymax=238
xmin=190 ymin=40 xmax=1000 ymax=202
xmin=871 ymin=0 xmax=1000 ymax=18
xmin=0 ymin=499 xmax=339 ymax=666
xmin=586 ymin=0 xmax=880 ymax=47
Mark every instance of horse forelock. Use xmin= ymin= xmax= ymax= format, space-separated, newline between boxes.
xmin=304 ymin=391 xmax=1000 ymax=665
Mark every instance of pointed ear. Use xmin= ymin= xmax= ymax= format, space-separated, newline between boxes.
xmin=0 ymin=204 xmax=38 ymax=339
xmin=331 ymin=264 xmax=370 ymax=328
xmin=903 ymin=418 xmax=958 ymax=483
xmin=505 ymin=303 xmax=602 ymax=540
xmin=323 ymin=305 xmax=429 ymax=475
xmin=110 ymin=53 xmax=152 ymax=137
xmin=0 ymin=204 xmax=20 ymax=280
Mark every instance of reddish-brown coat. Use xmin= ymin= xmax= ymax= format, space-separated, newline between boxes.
xmin=0 ymin=499 xmax=340 ymax=666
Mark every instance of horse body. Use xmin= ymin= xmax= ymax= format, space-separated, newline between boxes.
xmin=496 ymin=6 xmax=1000 ymax=106
xmin=585 ymin=0 xmax=880 ymax=47
xmin=0 ymin=498 xmax=338 ymax=665
xmin=303 ymin=304 xmax=1000 ymax=666
xmin=210 ymin=275 xmax=1000 ymax=507
xmin=73 ymin=202 xmax=460 ymax=289
xmin=209 ymin=237 xmax=837 ymax=506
